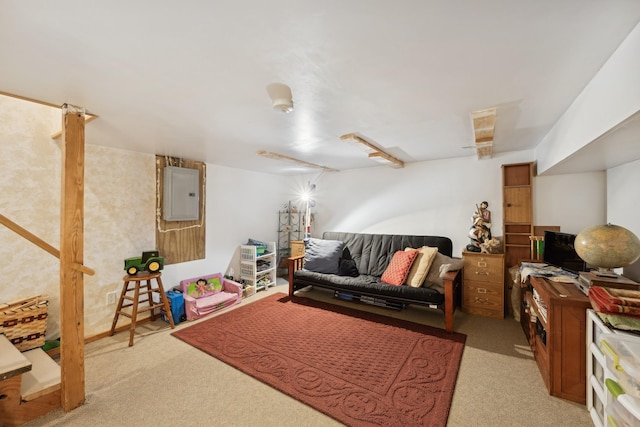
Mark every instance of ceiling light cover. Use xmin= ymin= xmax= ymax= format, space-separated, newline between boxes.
xmin=266 ymin=83 xmax=293 ymax=113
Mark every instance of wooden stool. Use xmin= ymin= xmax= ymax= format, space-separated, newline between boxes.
xmin=110 ymin=272 xmax=175 ymax=346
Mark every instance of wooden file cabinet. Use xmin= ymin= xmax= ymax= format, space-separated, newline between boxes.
xmin=462 ymin=251 xmax=505 ymax=319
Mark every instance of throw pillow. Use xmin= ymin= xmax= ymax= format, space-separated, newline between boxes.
xmin=404 ymin=246 xmax=439 ymax=287
xmin=381 ymin=250 xmax=419 ymax=286
xmin=339 ymin=258 xmax=359 ymax=277
xmin=423 ymin=253 xmax=465 ymax=293
xmin=338 ymin=247 xmax=359 ymax=277
xmin=303 ymin=238 xmax=345 ymax=274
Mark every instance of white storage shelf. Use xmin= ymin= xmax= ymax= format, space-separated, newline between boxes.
xmin=587 ymin=309 xmax=640 ymax=427
xmin=240 ymin=242 xmax=276 ymax=293
xmin=588 ymin=310 xmax=609 ymax=427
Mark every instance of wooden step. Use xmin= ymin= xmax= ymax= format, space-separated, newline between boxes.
xmin=20 ymin=348 xmax=61 ymax=401
xmin=0 ymin=334 xmax=62 ymax=427
xmin=0 ymin=334 xmax=32 ymax=381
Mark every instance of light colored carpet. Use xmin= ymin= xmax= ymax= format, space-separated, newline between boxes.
xmin=24 ymin=281 xmax=591 ymax=427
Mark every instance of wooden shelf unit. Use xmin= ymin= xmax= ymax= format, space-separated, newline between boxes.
xmin=520 ymin=276 xmax=590 ymax=404
xmin=502 ymin=162 xmax=534 ymax=272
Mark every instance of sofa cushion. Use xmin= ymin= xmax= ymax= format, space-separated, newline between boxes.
xmin=322 ymin=232 xmax=453 ymax=277
xmin=381 ymin=250 xmax=419 ymax=286
xmin=304 ymin=238 xmax=344 ymax=274
xmin=423 ymin=253 xmax=465 ymax=293
xmin=404 ymin=246 xmax=439 ymax=287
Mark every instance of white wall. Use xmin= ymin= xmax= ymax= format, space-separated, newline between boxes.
xmin=1 ymin=94 xmax=615 ymax=338
xmin=161 ymin=165 xmax=288 ymax=286
xmin=0 ymin=96 xmax=289 ymax=338
xmin=532 ymin=21 xmax=640 ymax=279
xmin=0 ymin=96 xmax=157 ymax=339
xmin=607 ymin=159 xmax=640 ymax=281
xmin=307 ymin=150 xmax=605 ymax=256
xmin=534 ymin=171 xmax=606 ymax=234
xmin=536 ymin=22 xmax=640 ymax=174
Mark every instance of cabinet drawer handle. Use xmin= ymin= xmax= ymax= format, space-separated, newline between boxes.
xmin=474 ymin=297 xmax=489 ymax=304
xmin=477 ymin=261 xmax=487 ymax=267
xmin=475 ymin=271 xmax=490 ymax=275
xmin=477 ymin=288 xmax=487 ymax=294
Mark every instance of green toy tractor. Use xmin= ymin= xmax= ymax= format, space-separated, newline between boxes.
xmin=124 ymin=251 xmax=164 ymax=275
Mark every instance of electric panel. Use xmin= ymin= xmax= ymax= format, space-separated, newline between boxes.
xmin=163 ymin=166 xmax=199 ymax=221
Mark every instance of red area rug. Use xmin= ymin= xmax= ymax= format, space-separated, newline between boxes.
xmin=172 ymin=293 xmax=466 ymax=427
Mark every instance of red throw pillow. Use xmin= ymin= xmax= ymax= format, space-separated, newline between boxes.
xmin=381 ymin=250 xmax=419 ymax=286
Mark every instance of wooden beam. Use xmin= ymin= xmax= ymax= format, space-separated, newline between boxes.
xmin=0 ymin=214 xmax=94 ymax=276
xmin=368 ymin=151 xmax=405 ymax=168
xmin=59 ymin=104 xmax=86 ymax=412
xmin=50 ymin=115 xmax=97 ymax=140
xmin=0 ymin=214 xmax=60 ymax=259
xmin=340 ymin=133 xmax=404 ymax=168
xmin=256 ymin=150 xmax=338 ymax=172
xmin=0 ymin=90 xmax=61 ymax=109
xmin=0 ymin=92 xmax=97 ymax=140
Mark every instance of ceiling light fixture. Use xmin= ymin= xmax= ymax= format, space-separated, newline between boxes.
xmin=257 ymin=150 xmax=338 ymax=172
xmin=340 ymin=133 xmax=404 ymax=168
xmin=471 ymin=108 xmax=496 ymax=159
xmin=266 ymin=82 xmax=294 ymax=113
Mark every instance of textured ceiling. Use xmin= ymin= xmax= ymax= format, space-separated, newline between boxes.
xmin=2 ymin=1 xmax=639 ymax=174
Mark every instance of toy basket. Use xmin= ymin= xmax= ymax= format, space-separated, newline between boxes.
xmin=243 ymin=284 xmax=256 ymax=298
xmin=0 ymin=294 xmax=49 ymax=351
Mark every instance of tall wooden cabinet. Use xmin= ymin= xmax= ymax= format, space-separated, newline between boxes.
xmin=502 ymin=162 xmax=534 ymax=271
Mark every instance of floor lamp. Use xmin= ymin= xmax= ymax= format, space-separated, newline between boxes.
xmin=301 ymin=183 xmax=315 ymax=239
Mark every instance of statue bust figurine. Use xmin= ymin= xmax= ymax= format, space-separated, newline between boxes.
xmin=466 ymin=201 xmax=492 ymax=252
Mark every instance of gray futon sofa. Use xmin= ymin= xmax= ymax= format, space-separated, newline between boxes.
xmin=288 ymin=231 xmax=463 ymax=332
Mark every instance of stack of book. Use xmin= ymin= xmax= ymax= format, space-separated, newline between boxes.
xmin=579 ymin=271 xmax=639 ymax=293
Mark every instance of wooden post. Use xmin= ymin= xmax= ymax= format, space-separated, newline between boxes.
xmin=59 ymin=104 xmax=86 ymax=411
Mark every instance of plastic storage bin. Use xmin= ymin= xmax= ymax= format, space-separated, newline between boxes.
xmin=602 ymin=335 xmax=640 ymax=399
xmin=601 ymin=334 xmax=640 ymax=426
xmin=605 ymin=379 xmax=640 ymax=426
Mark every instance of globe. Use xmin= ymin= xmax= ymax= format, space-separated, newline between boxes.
xmin=575 ymin=224 xmax=640 ymax=273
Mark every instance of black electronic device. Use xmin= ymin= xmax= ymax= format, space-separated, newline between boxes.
xmin=543 ymin=230 xmax=586 ymax=274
